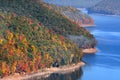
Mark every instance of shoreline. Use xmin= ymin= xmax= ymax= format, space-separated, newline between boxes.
xmin=89 ymin=13 xmax=120 ymax=17
xmin=82 ymin=48 xmax=97 ymax=54
xmin=0 ymin=62 xmax=85 ymax=80
xmin=80 ymin=24 xmax=96 ymax=27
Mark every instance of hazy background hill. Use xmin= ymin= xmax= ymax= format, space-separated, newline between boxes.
xmin=49 ymin=4 xmax=94 ymax=26
xmin=44 ymin=0 xmax=102 ymax=8
xmin=88 ymin=0 xmax=120 ymax=15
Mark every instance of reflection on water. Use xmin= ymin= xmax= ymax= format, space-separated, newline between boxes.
xmin=42 ymin=68 xmax=83 ymax=80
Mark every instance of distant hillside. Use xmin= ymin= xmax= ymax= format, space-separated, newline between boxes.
xmin=49 ymin=4 xmax=94 ymax=27
xmin=44 ymin=0 xmax=102 ymax=8
xmin=88 ymin=0 xmax=120 ymax=15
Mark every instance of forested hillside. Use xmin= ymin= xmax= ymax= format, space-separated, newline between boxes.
xmin=0 ymin=0 xmax=96 ymax=78
xmin=0 ymin=10 xmax=82 ymax=78
xmin=0 ymin=0 xmax=96 ymax=47
xmin=0 ymin=0 xmax=93 ymax=37
xmin=50 ymin=4 xmax=94 ymax=27
xmin=45 ymin=0 xmax=102 ymax=8
xmin=88 ymin=0 xmax=120 ymax=15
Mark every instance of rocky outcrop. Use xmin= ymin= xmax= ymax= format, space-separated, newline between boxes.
xmin=67 ymin=35 xmax=97 ymax=49
xmin=74 ymin=17 xmax=94 ymax=27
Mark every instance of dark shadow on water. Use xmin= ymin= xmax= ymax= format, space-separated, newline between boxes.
xmin=42 ymin=68 xmax=83 ymax=80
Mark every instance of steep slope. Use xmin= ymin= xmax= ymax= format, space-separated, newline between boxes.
xmin=0 ymin=0 xmax=92 ymax=36
xmin=88 ymin=0 xmax=120 ymax=15
xmin=49 ymin=4 xmax=94 ymax=27
xmin=0 ymin=12 xmax=82 ymax=77
xmin=45 ymin=0 xmax=102 ymax=8
xmin=0 ymin=0 xmax=97 ymax=77
xmin=0 ymin=0 xmax=96 ymax=48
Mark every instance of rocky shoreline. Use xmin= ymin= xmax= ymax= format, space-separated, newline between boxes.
xmin=82 ymin=48 xmax=97 ymax=54
xmin=0 ymin=47 xmax=96 ymax=80
xmin=0 ymin=62 xmax=85 ymax=80
xmin=81 ymin=24 xmax=95 ymax=27
xmin=0 ymin=47 xmax=97 ymax=80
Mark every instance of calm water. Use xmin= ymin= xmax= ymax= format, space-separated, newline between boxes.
xmin=42 ymin=68 xmax=83 ymax=80
xmin=80 ymin=14 xmax=120 ymax=80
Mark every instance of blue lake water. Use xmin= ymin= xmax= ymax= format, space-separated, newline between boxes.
xmin=80 ymin=14 xmax=120 ymax=80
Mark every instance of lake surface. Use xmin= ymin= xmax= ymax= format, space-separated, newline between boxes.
xmin=43 ymin=68 xmax=83 ymax=80
xmin=80 ymin=14 xmax=120 ymax=80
